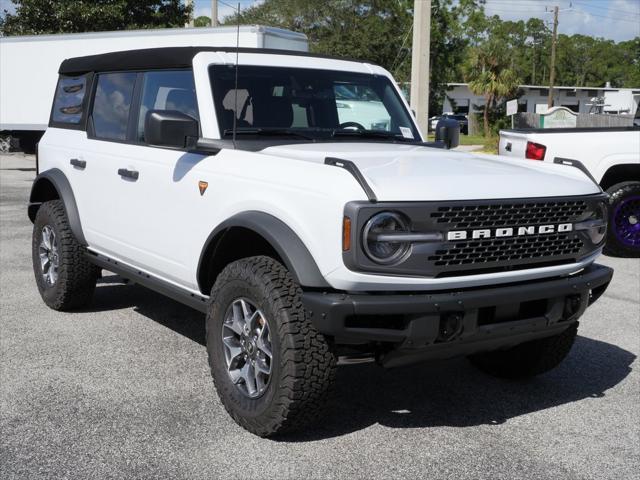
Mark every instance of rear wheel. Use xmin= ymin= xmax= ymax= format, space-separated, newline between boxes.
xmin=604 ymin=181 xmax=640 ymax=257
xmin=32 ymin=200 xmax=98 ymax=310
xmin=206 ymin=256 xmax=336 ymax=437
xmin=468 ymin=322 xmax=578 ymax=379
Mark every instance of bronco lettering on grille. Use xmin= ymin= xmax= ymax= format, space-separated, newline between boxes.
xmin=446 ymin=223 xmax=573 ymax=241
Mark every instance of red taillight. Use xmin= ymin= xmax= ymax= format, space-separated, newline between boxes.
xmin=525 ymin=141 xmax=546 ymax=160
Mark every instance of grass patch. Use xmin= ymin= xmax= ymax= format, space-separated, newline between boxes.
xmin=461 ymin=134 xmax=499 ymax=154
xmin=425 ymin=132 xmax=499 ymax=154
xmin=458 ymin=134 xmax=486 ymax=146
xmin=480 ymin=135 xmax=499 ymax=154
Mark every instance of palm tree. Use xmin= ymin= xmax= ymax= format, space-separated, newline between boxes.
xmin=466 ymin=41 xmax=520 ymax=137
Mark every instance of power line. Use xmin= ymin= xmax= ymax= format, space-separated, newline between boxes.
xmin=483 ymin=2 xmax=550 ymax=9
xmin=484 ymin=3 xmax=640 ymax=24
xmin=391 ymin=24 xmax=413 ymax=74
xmin=485 ymin=6 xmax=551 ymax=12
xmin=568 ymin=8 xmax=640 ymax=24
xmin=572 ymin=0 xmax=640 ymax=16
xmin=485 ymin=0 xmax=639 ymax=18
xmin=217 ymin=0 xmax=241 ymax=11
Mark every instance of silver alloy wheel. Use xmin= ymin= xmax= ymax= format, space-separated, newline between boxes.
xmin=38 ymin=225 xmax=59 ymax=286
xmin=222 ymin=298 xmax=273 ymax=398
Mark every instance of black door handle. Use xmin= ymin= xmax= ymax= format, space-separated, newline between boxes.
xmin=118 ymin=168 xmax=139 ymax=180
xmin=70 ymin=158 xmax=86 ymax=169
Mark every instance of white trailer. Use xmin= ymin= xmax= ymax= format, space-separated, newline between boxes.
xmin=0 ymin=25 xmax=308 ymax=151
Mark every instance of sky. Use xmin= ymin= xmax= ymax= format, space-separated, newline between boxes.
xmin=1 ymin=0 xmax=638 ymax=42
xmin=481 ymin=0 xmax=640 ymax=42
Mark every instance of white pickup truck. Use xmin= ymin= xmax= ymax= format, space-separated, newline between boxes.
xmin=499 ymin=127 xmax=640 ymax=257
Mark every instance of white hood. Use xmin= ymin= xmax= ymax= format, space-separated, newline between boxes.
xmin=261 ymin=142 xmax=600 ymax=201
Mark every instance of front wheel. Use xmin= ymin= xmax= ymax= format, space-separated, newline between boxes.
xmin=468 ymin=322 xmax=578 ymax=379
xmin=604 ymin=181 xmax=640 ymax=257
xmin=206 ymin=256 xmax=336 ymax=437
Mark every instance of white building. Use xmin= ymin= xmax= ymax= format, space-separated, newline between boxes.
xmin=442 ymin=83 xmax=640 ymax=116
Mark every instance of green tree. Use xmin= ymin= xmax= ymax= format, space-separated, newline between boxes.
xmin=465 ymin=39 xmax=520 ymax=136
xmin=225 ymin=0 xmax=414 ymax=75
xmin=615 ymin=37 xmax=640 ymax=87
xmin=524 ymin=18 xmax=550 ymax=85
xmin=224 ymin=0 xmax=482 ymax=115
xmin=195 ymin=15 xmax=212 ymax=27
xmin=0 ymin=0 xmax=191 ymax=35
xmin=426 ymin=0 xmax=481 ymax=113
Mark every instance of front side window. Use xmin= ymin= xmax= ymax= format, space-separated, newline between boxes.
xmin=210 ymin=65 xmax=419 ymax=142
xmin=51 ymin=75 xmax=88 ymax=125
xmin=92 ymin=72 xmax=136 ymax=140
xmin=136 ymin=70 xmax=199 ymax=141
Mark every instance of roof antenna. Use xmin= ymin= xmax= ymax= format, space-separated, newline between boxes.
xmin=232 ymin=2 xmax=240 ymax=149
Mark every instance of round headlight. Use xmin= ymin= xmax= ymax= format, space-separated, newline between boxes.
xmin=363 ymin=212 xmax=411 ymax=264
xmin=589 ymin=200 xmax=608 ymax=245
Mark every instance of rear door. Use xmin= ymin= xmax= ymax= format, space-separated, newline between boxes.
xmin=71 ymin=71 xmax=139 ymax=259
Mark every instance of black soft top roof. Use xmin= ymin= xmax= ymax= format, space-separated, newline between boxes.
xmin=58 ymin=47 xmax=368 ymax=75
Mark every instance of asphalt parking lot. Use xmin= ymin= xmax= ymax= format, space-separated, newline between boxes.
xmin=1 ymin=153 xmax=638 ymax=480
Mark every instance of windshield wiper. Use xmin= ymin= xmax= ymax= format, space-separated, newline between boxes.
xmin=223 ymin=128 xmax=316 ymax=140
xmin=330 ymin=129 xmax=415 ymax=142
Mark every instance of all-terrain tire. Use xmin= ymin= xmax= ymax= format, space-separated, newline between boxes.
xmin=468 ymin=322 xmax=578 ymax=379
xmin=32 ymin=200 xmax=98 ymax=310
xmin=206 ymin=256 xmax=336 ymax=437
xmin=604 ymin=181 xmax=640 ymax=258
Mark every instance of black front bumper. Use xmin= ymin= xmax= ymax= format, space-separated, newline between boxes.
xmin=302 ymin=264 xmax=613 ymax=367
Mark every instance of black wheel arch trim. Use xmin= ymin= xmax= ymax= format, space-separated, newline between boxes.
xmin=197 ymin=211 xmax=329 ymax=292
xmin=28 ymin=168 xmax=87 ymax=245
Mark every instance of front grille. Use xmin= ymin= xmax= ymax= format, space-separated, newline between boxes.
xmin=428 ymin=233 xmax=583 ymax=267
xmin=344 ymin=194 xmax=605 ymax=278
xmin=431 ymin=200 xmax=588 ymax=229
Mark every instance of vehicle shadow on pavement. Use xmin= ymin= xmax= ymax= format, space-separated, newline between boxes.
xmin=90 ymin=277 xmax=207 ymax=345
xmin=281 ymin=336 xmax=635 ymax=441
xmin=90 ymin=277 xmax=635 ymax=442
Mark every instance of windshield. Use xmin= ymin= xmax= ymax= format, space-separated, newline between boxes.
xmin=209 ymin=65 xmax=419 ymax=142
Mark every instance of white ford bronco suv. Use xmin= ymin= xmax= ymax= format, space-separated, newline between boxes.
xmin=30 ymin=47 xmax=613 ymax=436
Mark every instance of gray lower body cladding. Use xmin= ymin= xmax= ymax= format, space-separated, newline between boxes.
xmin=302 ymin=263 xmax=613 ymax=367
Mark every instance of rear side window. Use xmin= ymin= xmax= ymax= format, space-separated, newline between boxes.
xmin=51 ymin=75 xmax=88 ymax=125
xmin=136 ymin=70 xmax=198 ymax=141
xmin=92 ymin=72 xmax=137 ymax=140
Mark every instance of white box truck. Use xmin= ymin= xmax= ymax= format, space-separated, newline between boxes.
xmin=0 ymin=25 xmax=308 ymax=152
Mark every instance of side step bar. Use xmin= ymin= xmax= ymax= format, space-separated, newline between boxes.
xmin=86 ymin=251 xmax=209 ymax=313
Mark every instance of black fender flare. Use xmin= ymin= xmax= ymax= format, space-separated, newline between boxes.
xmin=197 ymin=211 xmax=329 ymax=291
xmin=28 ymin=168 xmax=86 ymax=245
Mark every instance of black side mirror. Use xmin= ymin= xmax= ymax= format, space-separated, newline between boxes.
xmin=435 ymin=118 xmax=460 ymax=149
xmin=145 ymin=110 xmax=199 ymax=148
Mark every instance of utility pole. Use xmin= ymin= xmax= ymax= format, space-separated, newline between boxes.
xmin=547 ymin=5 xmax=559 ymax=109
xmin=211 ymin=0 xmax=218 ymax=26
xmin=410 ymin=0 xmax=431 ymax=135
xmin=185 ymin=0 xmax=194 ymax=27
